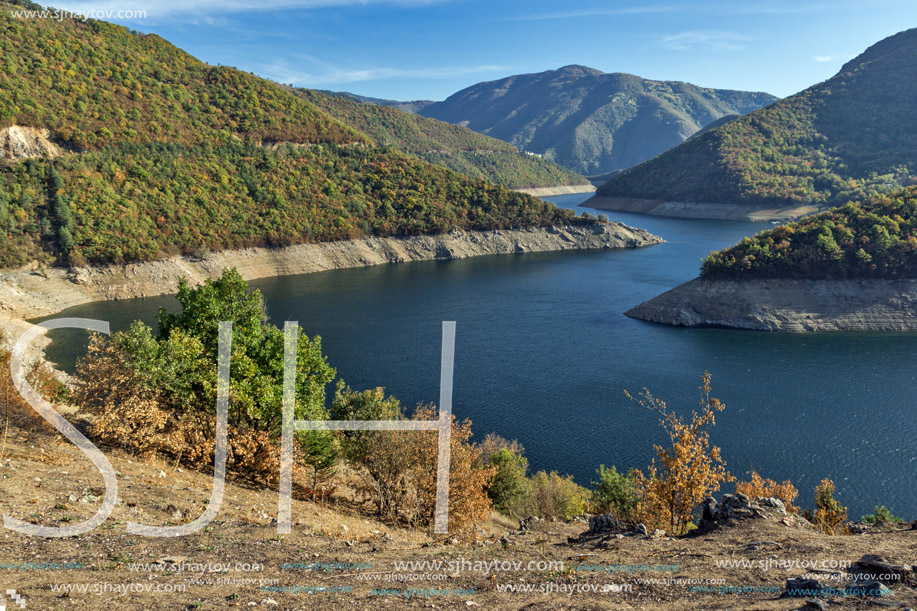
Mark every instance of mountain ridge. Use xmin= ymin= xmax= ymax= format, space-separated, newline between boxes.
xmin=594 ymin=28 xmax=917 ymax=212
xmin=416 ymin=65 xmax=778 ymax=175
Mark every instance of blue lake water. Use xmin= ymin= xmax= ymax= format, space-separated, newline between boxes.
xmin=37 ymin=193 xmax=917 ymax=519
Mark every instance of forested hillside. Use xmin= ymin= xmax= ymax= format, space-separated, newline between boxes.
xmin=298 ymin=90 xmax=587 ymax=189
xmin=418 ymin=65 xmax=776 ymax=176
xmin=0 ymin=1 xmax=590 ymax=268
xmin=702 ymin=187 xmax=917 ymax=280
xmin=598 ymin=28 xmax=917 ymax=207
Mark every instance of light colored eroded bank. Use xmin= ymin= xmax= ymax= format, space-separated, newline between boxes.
xmin=0 ymin=223 xmax=662 ymax=345
xmin=626 ymin=277 xmax=917 ymax=331
xmin=515 ymin=184 xmax=596 ymax=197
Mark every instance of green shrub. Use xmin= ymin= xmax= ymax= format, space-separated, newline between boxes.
xmin=487 ymin=448 xmax=531 ymax=518
xmin=590 ymin=464 xmax=639 ymax=521
xmin=861 ymin=506 xmax=904 ymax=524
xmin=528 ymin=471 xmax=589 ymax=521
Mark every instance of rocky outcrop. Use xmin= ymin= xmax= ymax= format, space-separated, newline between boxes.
xmin=697 ymin=493 xmax=815 ymax=531
xmin=626 ymin=277 xmax=917 ymax=331
xmin=0 ymin=223 xmax=662 ymax=324
xmin=0 ymin=126 xmax=62 ymax=160
xmin=583 ymin=196 xmax=816 ymax=222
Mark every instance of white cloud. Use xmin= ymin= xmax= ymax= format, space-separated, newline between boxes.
xmin=814 ymin=55 xmax=835 ymax=62
xmin=661 ymin=31 xmax=752 ymax=52
xmin=259 ymin=57 xmax=506 ymax=86
xmin=515 ymin=5 xmax=682 ymax=21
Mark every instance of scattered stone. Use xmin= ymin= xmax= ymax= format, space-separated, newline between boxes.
xmin=650 ymin=528 xmax=666 ymax=539
xmin=154 ymin=556 xmax=188 ymax=565
xmin=805 ymin=599 xmax=828 ymax=610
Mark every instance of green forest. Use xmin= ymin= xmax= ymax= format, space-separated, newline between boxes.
xmin=300 ymin=90 xmax=587 ymax=189
xmin=0 ymin=1 xmax=591 ymax=268
xmin=0 ymin=143 xmax=586 ymax=267
xmin=702 ymin=187 xmax=917 ymax=280
xmin=598 ymin=28 xmax=917 ymax=208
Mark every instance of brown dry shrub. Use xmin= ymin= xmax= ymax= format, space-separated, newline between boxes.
xmin=411 ymin=404 xmax=496 ymax=537
xmin=339 ymin=389 xmax=495 ymax=536
xmin=478 ymin=432 xmax=525 ymax=466
xmin=629 ymin=373 xmax=734 ymax=535
xmin=735 ymin=471 xmax=799 ymax=513
xmin=73 ymin=334 xmax=308 ymax=486
xmin=0 ymin=339 xmax=65 ymax=439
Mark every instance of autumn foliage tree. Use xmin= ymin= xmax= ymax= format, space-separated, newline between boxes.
xmin=628 ymin=373 xmax=734 ymax=535
xmin=804 ymin=478 xmax=849 ymax=535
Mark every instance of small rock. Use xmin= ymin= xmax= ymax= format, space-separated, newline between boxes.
xmin=260 ymin=599 xmax=279 ymax=607
xmin=805 ymin=599 xmax=828 ymax=610
xmin=155 ymin=556 xmax=188 ymax=565
xmin=650 ymin=528 xmax=666 ymax=539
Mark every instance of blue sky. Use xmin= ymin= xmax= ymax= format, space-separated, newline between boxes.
xmin=69 ymin=0 xmax=917 ymax=100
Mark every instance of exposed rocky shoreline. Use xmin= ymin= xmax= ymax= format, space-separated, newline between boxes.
xmin=515 ymin=184 xmax=596 ymax=197
xmin=626 ymin=277 xmax=917 ymax=331
xmin=583 ymin=195 xmax=816 ymax=222
xmin=0 ymin=223 xmax=661 ymax=346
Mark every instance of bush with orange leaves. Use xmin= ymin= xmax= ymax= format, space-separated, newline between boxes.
xmin=627 ymin=373 xmax=734 ymax=535
xmin=803 ymin=478 xmax=849 ymax=535
xmin=412 ymin=404 xmax=496 ymax=536
xmin=735 ymin=471 xmax=799 ymax=513
xmin=334 ymin=385 xmax=495 ymax=537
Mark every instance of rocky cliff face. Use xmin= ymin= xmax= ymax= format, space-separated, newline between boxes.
xmin=625 ymin=278 xmax=917 ymax=331
xmin=0 ymin=126 xmax=62 ymax=160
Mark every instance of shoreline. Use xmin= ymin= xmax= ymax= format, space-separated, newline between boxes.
xmin=582 ymin=195 xmax=816 ymax=222
xmin=0 ymin=223 xmax=662 ymax=348
xmin=515 ymin=184 xmax=596 ymax=197
xmin=626 ymin=277 xmax=917 ymax=331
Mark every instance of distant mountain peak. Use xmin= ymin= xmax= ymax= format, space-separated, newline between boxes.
xmin=419 ymin=68 xmax=776 ymax=175
xmin=554 ymin=64 xmax=604 ymax=76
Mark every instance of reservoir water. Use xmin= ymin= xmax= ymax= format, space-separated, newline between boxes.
xmin=37 ymin=193 xmax=917 ymax=518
